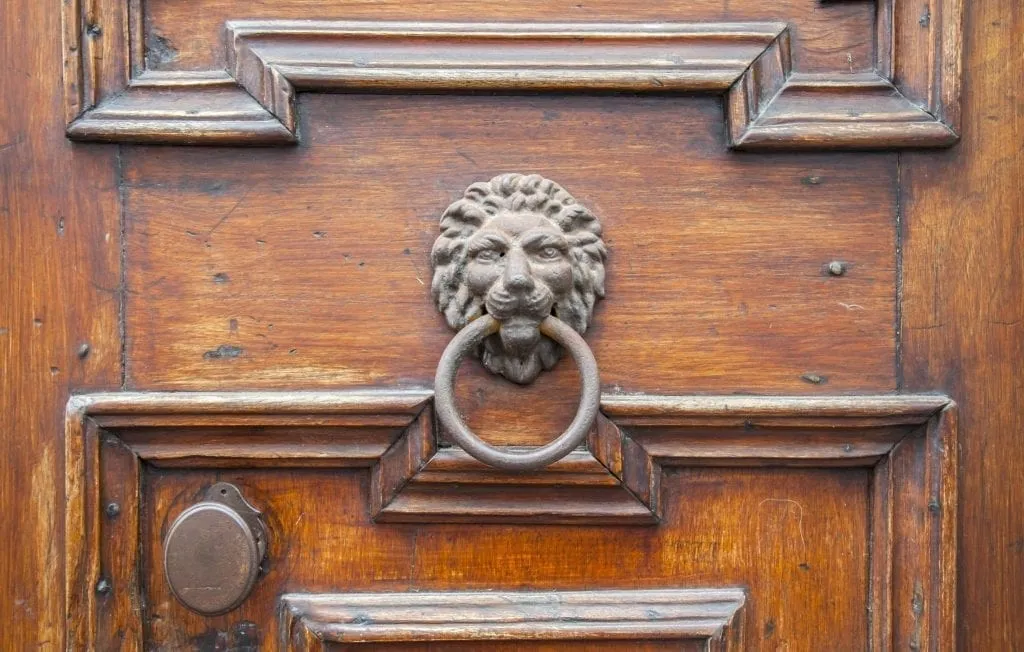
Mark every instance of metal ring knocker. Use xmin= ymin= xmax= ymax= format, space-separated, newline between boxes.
xmin=434 ymin=314 xmax=601 ymax=472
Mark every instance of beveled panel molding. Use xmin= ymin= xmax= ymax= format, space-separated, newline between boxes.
xmin=279 ymin=588 xmax=747 ymax=650
xmin=63 ymin=0 xmax=961 ymax=148
xmin=65 ymin=390 xmax=956 ymax=649
xmin=594 ymin=394 xmax=958 ymax=652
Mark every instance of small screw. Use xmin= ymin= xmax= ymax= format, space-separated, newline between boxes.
xmin=96 ymin=579 xmax=111 ymax=595
xmin=827 ymin=261 xmax=846 ymax=276
xmin=928 ymin=499 xmax=941 ymax=514
xmin=77 ymin=343 xmax=91 ymax=359
xmin=105 ymin=502 xmax=121 ymax=517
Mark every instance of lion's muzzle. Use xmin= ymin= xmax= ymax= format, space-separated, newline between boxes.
xmin=484 ymin=285 xmax=555 ymax=357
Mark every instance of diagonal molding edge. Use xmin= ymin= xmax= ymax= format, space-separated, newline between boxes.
xmin=62 ymin=0 xmax=961 ymax=149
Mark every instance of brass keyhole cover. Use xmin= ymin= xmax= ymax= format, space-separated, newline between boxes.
xmin=163 ymin=482 xmax=267 ymax=616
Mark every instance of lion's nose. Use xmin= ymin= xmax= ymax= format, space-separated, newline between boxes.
xmin=506 ymin=271 xmax=534 ymax=291
xmin=504 ymin=250 xmax=534 ymax=292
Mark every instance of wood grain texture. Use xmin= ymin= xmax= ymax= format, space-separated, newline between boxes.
xmin=65 ymin=391 xmax=955 ymax=648
xmin=144 ymin=0 xmax=876 ymax=75
xmin=595 ymin=394 xmax=957 ymax=650
xmin=141 ymin=466 xmax=870 ymax=650
xmin=324 ymin=643 xmax=708 ymax=652
xmin=1 ymin=0 xmax=122 ymax=647
xmin=279 ymin=589 xmax=746 ymax=649
xmin=64 ymin=390 xmax=429 ymax=650
xmin=726 ymin=0 xmax=962 ymax=148
xmin=123 ymin=95 xmax=901 ymax=448
xmin=901 ymin=0 xmax=1024 ymax=647
xmin=63 ymin=1 xmax=961 ymax=148
xmin=372 ymin=434 xmax=658 ymax=526
xmin=72 ymin=390 xmax=431 ymax=467
xmin=8 ymin=0 xmax=1023 ymax=649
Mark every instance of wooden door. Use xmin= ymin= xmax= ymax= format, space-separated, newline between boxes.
xmin=2 ymin=0 xmax=1021 ymax=650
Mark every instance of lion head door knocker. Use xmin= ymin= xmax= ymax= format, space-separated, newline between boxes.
xmin=430 ymin=173 xmax=607 ymax=471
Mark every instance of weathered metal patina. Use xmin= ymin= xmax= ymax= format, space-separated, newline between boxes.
xmin=431 ymin=174 xmax=606 ymax=470
xmin=163 ymin=482 xmax=267 ymax=615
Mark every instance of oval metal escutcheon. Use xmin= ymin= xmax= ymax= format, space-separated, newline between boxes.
xmin=163 ymin=482 xmax=268 ymax=616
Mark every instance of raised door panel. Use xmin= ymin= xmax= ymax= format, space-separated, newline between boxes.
xmin=61 ymin=0 xmax=961 ymax=650
xmin=67 ymin=393 xmax=955 ymax=649
xmin=122 ymin=95 xmax=898 ymax=428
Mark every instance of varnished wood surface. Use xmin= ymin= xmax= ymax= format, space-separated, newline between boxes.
xmin=66 ymin=392 xmax=954 ymax=648
xmin=901 ymin=0 xmax=1024 ymax=647
xmin=324 ymin=643 xmax=707 ymax=652
xmin=123 ymin=95 xmax=899 ymax=446
xmin=142 ymin=466 xmax=870 ymax=649
xmin=280 ymin=588 xmax=745 ymax=646
xmin=147 ymin=0 xmax=876 ymax=76
xmin=64 ymin=0 xmax=960 ymax=147
xmin=0 ymin=0 xmax=122 ymax=646
xmin=1 ymin=0 xmax=1019 ymax=649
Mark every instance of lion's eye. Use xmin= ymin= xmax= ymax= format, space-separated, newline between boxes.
xmin=475 ymin=249 xmax=502 ymax=262
xmin=538 ymin=246 xmax=562 ymax=260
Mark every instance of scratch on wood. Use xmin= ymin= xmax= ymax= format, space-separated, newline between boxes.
xmin=203 ymin=345 xmax=244 ymax=360
xmin=758 ymin=498 xmax=807 ymax=549
xmin=206 ymin=187 xmax=251 ymax=238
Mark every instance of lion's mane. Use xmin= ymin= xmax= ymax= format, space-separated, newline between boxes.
xmin=430 ymin=173 xmax=607 ymax=381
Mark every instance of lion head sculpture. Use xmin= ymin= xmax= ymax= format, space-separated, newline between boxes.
xmin=431 ymin=173 xmax=607 ymax=384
